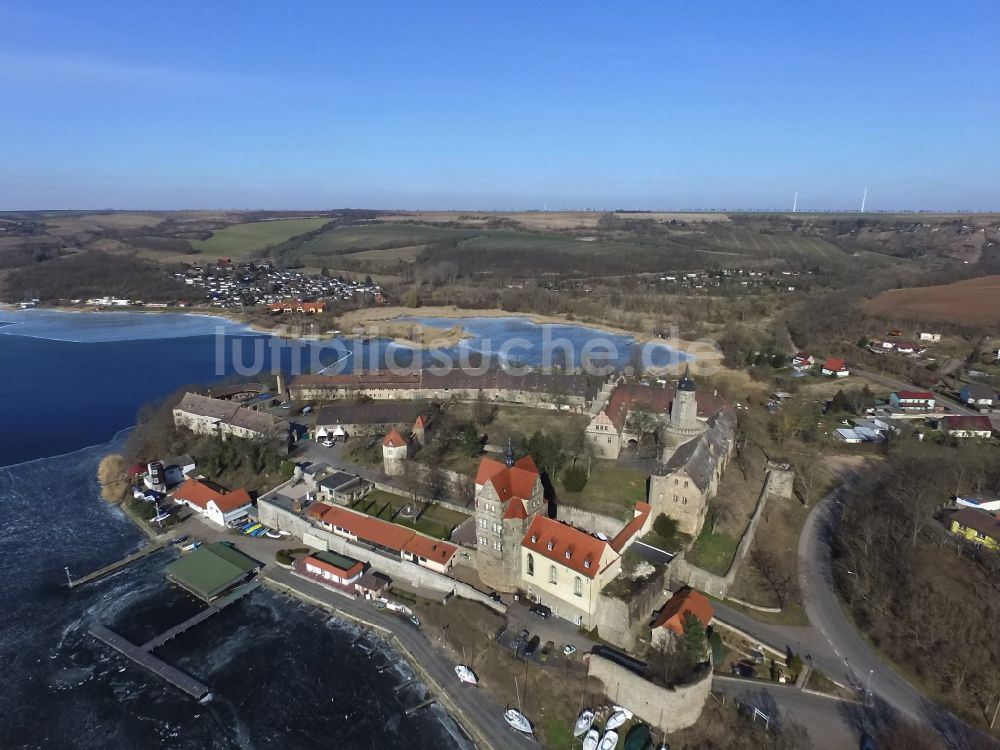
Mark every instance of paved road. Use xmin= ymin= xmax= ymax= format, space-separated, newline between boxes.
xmin=265 ymin=566 xmax=537 ymax=750
xmin=711 ymin=675 xmax=856 ymax=750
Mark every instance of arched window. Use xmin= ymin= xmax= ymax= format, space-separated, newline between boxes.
xmin=549 ymin=565 xmax=558 ymax=584
xmin=574 ymin=577 xmax=583 ymax=597
xmin=527 ymin=553 xmax=534 ymax=576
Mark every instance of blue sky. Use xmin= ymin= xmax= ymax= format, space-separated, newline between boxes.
xmin=1 ymin=1 xmax=997 ymax=211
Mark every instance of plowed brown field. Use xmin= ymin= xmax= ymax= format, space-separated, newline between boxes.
xmin=865 ymin=275 xmax=1000 ymax=323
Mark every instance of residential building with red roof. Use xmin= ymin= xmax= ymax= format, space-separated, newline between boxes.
xmin=791 ymin=352 xmax=815 ymax=371
xmin=172 ymin=477 xmax=253 ymax=527
xmin=889 ymin=390 xmax=936 ymax=412
xmin=520 ymin=515 xmax=621 ymax=627
xmin=474 ymin=450 xmax=545 ymax=591
xmin=821 ymin=358 xmax=850 ymax=377
xmin=940 ymin=415 xmax=994 ymax=439
xmin=303 ymin=551 xmax=365 ymax=585
xmin=650 ymin=587 xmax=715 ymax=648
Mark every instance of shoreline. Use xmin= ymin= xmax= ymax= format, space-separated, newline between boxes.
xmin=1 ymin=302 xmax=722 ymax=363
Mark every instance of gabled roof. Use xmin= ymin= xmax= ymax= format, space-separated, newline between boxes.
xmin=173 ymin=478 xmax=252 ymax=513
xmin=962 ymin=383 xmax=996 ymax=400
xmin=822 ymin=357 xmax=848 ymax=372
xmin=610 ymin=502 xmax=652 ymax=552
xmin=503 ymin=498 xmax=527 ymax=520
xmin=943 ymin=415 xmax=994 ymax=432
xmin=521 ymin=515 xmax=611 ymax=579
xmin=651 ymin=587 xmax=715 ymax=635
xmin=601 ymin=382 xmax=730 ymax=433
xmin=655 ymin=409 xmax=736 ymax=491
xmin=894 ymin=390 xmax=934 ymax=400
xmin=400 ymin=534 xmax=457 ymax=565
xmin=383 ymin=429 xmax=407 ymax=448
xmin=305 ymin=551 xmax=364 ymax=578
xmin=951 ymin=508 xmax=1000 ymax=541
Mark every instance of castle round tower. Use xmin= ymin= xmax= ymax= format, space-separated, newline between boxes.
xmin=382 ymin=429 xmax=408 ymax=476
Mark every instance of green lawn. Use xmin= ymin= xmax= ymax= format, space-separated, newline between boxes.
xmin=352 ymin=489 xmax=468 ymax=541
xmin=190 ymin=218 xmax=330 ymax=257
xmin=555 ymin=459 xmax=648 ymax=520
xmin=686 ymin=526 xmax=740 ymax=575
xmin=292 ymin=223 xmax=475 ymax=257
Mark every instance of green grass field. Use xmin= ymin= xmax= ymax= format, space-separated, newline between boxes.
xmin=686 ymin=526 xmax=740 ymax=575
xmin=293 ymin=223 xmax=474 ymax=256
xmin=190 ymin=217 xmax=330 ymax=257
xmin=354 ymin=489 xmax=469 ymax=540
xmin=554 ymin=460 xmax=648 ymax=519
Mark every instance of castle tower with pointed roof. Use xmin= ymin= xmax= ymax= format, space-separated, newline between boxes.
xmin=659 ymin=364 xmax=707 ymax=463
xmin=382 ymin=429 xmax=408 ymax=476
xmin=474 ymin=452 xmax=545 ymax=591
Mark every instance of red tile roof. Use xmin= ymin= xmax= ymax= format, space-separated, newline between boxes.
xmin=823 ymin=357 xmax=848 ymax=372
xmin=943 ymin=415 xmax=994 ymax=433
xmin=475 ymin=456 xmax=540 ymax=504
xmin=521 ymin=515 xmax=610 ymax=579
xmin=413 ymin=415 xmax=428 ymax=429
xmin=383 ymin=429 xmax=407 ymax=448
xmin=307 ymin=502 xmax=455 ymax=565
xmin=304 ymin=553 xmax=363 ymax=579
xmin=173 ymin=478 xmax=251 ymax=513
xmin=651 ymin=588 xmax=715 ymax=635
xmin=503 ymin=498 xmax=527 ymax=520
xmin=895 ymin=390 xmax=934 ymax=401
xmin=610 ymin=502 xmax=652 ymax=552
xmin=401 ymin=535 xmax=457 ymax=565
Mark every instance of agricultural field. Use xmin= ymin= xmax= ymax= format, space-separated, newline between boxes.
xmin=865 ymin=274 xmax=1000 ymax=324
xmin=292 ymin=223 xmax=473 ymax=256
xmin=190 ymin=217 xmax=330 ymax=257
xmin=696 ymin=227 xmax=849 ymax=263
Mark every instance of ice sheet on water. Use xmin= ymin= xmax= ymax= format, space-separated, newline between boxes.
xmin=0 ymin=308 xmax=252 ymax=343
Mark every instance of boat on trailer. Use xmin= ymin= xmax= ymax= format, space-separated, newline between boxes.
xmin=582 ymin=729 xmax=600 ymax=750
xmin=504 ymin=709 xmax=532 ymax=734
xmin=574 ymin=709 xmax=595 ymax=737
xmin=599 ymin=730 xmax=619 ymax=750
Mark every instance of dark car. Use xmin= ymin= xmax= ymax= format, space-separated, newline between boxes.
xmin=510 ymin=628 xmax=529 ymax=651
xmin=524 ymin=635 xmax=541 ymax=657
xmin=731 ymin=661 xmax=758 ymax=678
xmin=488 ymin=591 xmax=503 ymax=603
xmin=529 ymin=604 xmax=552 ymax=619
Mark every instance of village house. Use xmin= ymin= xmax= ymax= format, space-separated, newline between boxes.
xmin=791 ymin=352 xmax=815 ymax=372
xmin=889 ymin=390 xmax=936 ymax=413
xmin=919 ymin=332 xmax=942 ymax=342
xmin=821 ymin=357 xmax=850 ymax=377
xmin=955 ymin=494 xmax=1000 ymax=512
xmin=939 ymin=415 xmax=994 ymax=439
xmin=959 ymin=383 xmax=997 ymax=412
xmin=948 ymin=507 xmax=1000 ymax=550
xmin=172 ymin=478 xmax=254 ymax=527
xmin=650 ymin=587 xmax=715 ymax=649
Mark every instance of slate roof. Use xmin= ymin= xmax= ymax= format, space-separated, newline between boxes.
xmin=175 ymin=392 xmax=240 ymax=422
xmin=601 ymin=382 xmax=730 ymax=432
xmin=315 ymin=402 xmax=423 ymax=427
xmin=951 ymin=507 xmax=1000 ymax=542
xmin=652 ymin=408 xmax=736 ymax=491
xmin=963 ymin=383 xmax=996 ymax=401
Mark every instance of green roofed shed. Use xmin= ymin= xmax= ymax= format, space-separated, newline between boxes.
xmin=312 ymin=550 xmax=360 ymax=571
xmin=165 ymin=542 xmax=261 ymax=601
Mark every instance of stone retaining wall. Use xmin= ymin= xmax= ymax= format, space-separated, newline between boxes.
xmin=587 ymin=653 xmax=711 ymax=734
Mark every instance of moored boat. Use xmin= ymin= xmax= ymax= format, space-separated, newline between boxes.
xmin=599 ymin=729 xmax=619 ymax=750
xmin=582 ymin=728 xmax=600 ymax=750
xmin=605 ymin=708 xmax=631 ymax=730
xmin=454 ymin=665 xmax=478 ymax=685
xmin=623 ymin=723 xmax=653 ymax=750
xmin=574 ymin=709 xmax=595 ymax=737
xmin=504 ymin=709 xmax=532 ymax=734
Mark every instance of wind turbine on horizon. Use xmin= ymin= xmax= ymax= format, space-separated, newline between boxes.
xmin=792 ymin=192 xmax=798 ymax=212
xmin=861 ymin=187 xmax=868 ymax=213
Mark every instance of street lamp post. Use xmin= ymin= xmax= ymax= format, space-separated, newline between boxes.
xmin=866 ymin=669 xmax=875 ymax=705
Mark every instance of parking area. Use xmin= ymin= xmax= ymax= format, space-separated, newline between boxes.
xmin=495 ymin=598 xmax=596 ymax=667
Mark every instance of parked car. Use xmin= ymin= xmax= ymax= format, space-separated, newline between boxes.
xmin=407 ymin=615 xmax=421 ymax=628
xmin=529 ymin=604 xmax=552 ymax=619
xmin=562 ymin=644 xmax=577 ymax=656
xmin=488 ymin=591 xmax=503 ymax=603
xmin=510 ymin=628 xmax=529 ymax=651
xmin=731 ymin=662 xmax=757 ymax=678
xmin=524 ymin=635 xmax=541 ymax=657
xmin=321 ymin=438 xmax=334 ymax=448
xmin=540 ymin=641 xmax=554 ymax=662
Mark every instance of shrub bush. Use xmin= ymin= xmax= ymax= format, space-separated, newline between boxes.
xmin=562 ymin=465 xmax=588 ymax=493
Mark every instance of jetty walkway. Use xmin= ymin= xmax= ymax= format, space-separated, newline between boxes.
xmin=67 ymin=539 xmax=170 ymax=589
xmin=88 ymin=579 xmax=260 ymax=700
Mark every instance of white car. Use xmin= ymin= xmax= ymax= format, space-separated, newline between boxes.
xmin=563 ymin=644 xmax=577 ymax=656
xmin=321 ymin=439 xmax=334 ymax=448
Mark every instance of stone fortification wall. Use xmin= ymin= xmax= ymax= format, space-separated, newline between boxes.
xmin=593 ymin=564 xmax=671 ymax=650
xmin=257 ymin=499 xmax=503 ymax=614
xmin=587 ymin=654 xmax=711 ymax=734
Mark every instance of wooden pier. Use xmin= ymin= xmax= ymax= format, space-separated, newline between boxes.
xmin=90 ymin=625 xmax=210 ymax=700
xmin=405 ymin=697 xmax=437 ymax=715
xmin=67 ymin=540 xmax=169 ymax=589
xmin=88 ymin=579 xmax=261 ymax=700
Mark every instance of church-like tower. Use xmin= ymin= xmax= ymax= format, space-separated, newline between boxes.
xmin=659 ymin=365 xmax=706 ymax=463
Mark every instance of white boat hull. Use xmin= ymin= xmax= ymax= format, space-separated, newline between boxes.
xmin=454 ymin=665 xmax=478 ymax=685
xmin=582 ymin=729 xmax=600 ymax=750
xmin=605 ymin=711 xmax=629 ymax=730
xmin=574 ymin=709 xmax=595 ymax=737
xmin=504 ymin=709 xmax=532 ymax=734
xmin=599 ymin=730 xmax=619 ymax=750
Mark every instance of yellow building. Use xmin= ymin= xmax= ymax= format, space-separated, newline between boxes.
xmin=949 ymin=508 xmax=1000 ymax=550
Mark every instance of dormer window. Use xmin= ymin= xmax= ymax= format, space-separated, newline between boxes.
xmin=584 ymin=560 xmax=592 ymax=569
xmin=547 ymin=541 xmax=554 ymax=551
xmin=531 ymin=534 xmax=538 ymax=543
xmin=564 ymin=550 xmax=571 ymax=559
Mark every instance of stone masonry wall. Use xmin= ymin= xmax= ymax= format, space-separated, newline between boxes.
xmin=587 ymin=654 xmax=711 ymax=734
xmin=593 ymin=564 xmax=672 ymax=650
